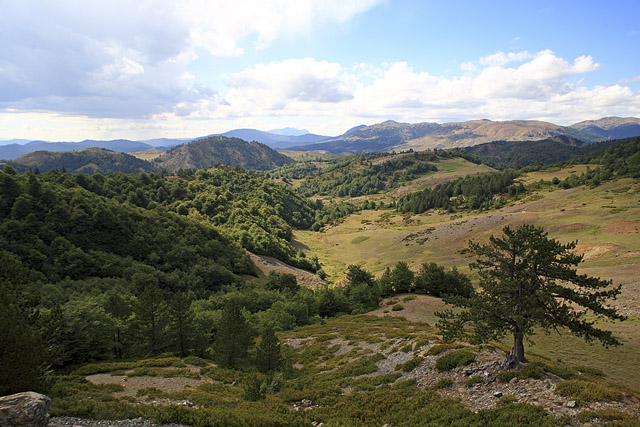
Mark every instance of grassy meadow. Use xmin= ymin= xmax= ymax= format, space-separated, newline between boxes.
xmin=295 ymin=166 xmax=640 ymax=391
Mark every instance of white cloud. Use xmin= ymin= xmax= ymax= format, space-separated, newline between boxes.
xmin=223 ymin=58 xmax=353 ymax=114
xmin=184 ymin=0 xmax=383 ymax=53
xmin=204 ymin=50 xmax=638 ymax=129
xmin=0 ymin=0 xmax=381 ymax=119
xmin=479 ymin=51 xmax=532 ymax=66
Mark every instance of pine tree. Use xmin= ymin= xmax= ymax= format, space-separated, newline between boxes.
xmin=256 ymin=327 xmax=284 ymax=373
xmin=437 ymin=224 xmax=626 ymax=368
xmin=213 ymin=300 xmax=251 ymax=368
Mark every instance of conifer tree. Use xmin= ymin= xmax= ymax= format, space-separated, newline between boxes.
xmin=256 ymin=326 xmax=284 ymax=373
xmin=437 ymin=224 xmax=625 ymax=367
xmin=213 ymin=300 xmax=251 ymax=367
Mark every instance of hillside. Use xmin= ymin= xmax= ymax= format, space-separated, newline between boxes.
xmin=571 ymin=117 xmax=640 ymax=140
xmin=157 ymin=136 xmax=294 ymax=171
xmin=5 ymin=147 xmax=158 ymax=174
xmin=464 ymin=135 xmax=623 ymax=168
xmin=291 ymin=119 xmax=608 ymax=154
xmin=0 ymin=139 xmax=158 ymax=160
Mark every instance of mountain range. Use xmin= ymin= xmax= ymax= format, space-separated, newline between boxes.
xmin=290 ymin=117 xmax=640 ymax=154
xmin=1 ymin=117 xmax=639 ymax=162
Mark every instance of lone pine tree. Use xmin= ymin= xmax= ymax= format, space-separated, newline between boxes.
xmin=437 ymin=224 xmax=626 ymax=368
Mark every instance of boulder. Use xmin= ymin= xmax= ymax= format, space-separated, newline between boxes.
xmin=0 ymin=392 xmax=51 ymax=427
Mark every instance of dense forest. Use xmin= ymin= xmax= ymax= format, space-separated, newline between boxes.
xmin=397 ymin=169 xmax=525 ymax=214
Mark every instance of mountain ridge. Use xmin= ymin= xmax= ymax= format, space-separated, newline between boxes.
xmin=290 ymin=119 xmax=612 ymax=154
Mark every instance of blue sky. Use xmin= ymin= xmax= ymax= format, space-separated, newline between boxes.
xmin=1 ymin=0 xmax=639 ymax=141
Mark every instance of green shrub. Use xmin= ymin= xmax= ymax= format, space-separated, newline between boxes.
xmin=136 ymin=387 xmax=165 ymax=398
xmin=556 ymin=380 xmax=625 ymax=404
xmin=400 ymin=343 xmax=413 ymax=353
xmin=497 ymin=364 xmax=541 ymax=383
xmin=426 ymin=343 xmax=463 ymax=356
xmin=129 ymin=367 xmax=200 ymax=379
xmin=518 ymin=364 xmax=542 ymax=379
xmin=497 ymin=395 xmax=518 ymax=406
xmin=497 ymin=370 xmax=518 ymax=383
xmin=402 ymin=295 xmax=417 ymax=302
xmin=138 ymin=357 xmax=186 ymax=368
xmin=435 ymin=349 xmax=475 ymax=372
xmin=391 ymin=304 xmax=404 ymax=311
xmin=534 ymin=362 xmax=577 ymax=379
xmin=433 ymin=377 xmax=453 ymax=390
xmin=395 ymin=356 xmax=424 ymax=372
xmin=466 ymin=375 xmax=483 ymax=387
xmin=577 ymin=408 xmax=638 ymax=423
xmin=183 ymin=356 xmax=209 ymax=367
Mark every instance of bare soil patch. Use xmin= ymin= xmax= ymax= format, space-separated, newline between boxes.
xmin=370 ymin=294 xmax=445 ymax=324
xmin=602 ymin=220 xmax=640 ymax=234
xmin=249 ymin=253 xmax=325 ymax=288
xmin=86 ymin=365 xmax=211 ymax=399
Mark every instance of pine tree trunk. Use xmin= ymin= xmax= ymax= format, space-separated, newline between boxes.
xmin=501 ymin=332 xmax=527 ymax=369
xmin=513 ymin=332 xmax=526 ymax=363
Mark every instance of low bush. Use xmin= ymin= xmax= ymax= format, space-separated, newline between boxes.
xmin=556 ymin=379 xmax=625 ymax=404
xmin=435 ymin=349 xmax=475 ymax=372
xmin=466 ymin=375 xmax=483 ymax=387
xmin=497 ymin=364 xmax=542 ymax=383
xmin=395 ymin=356 xmax=424 ymax=373
xmin=426 ymin=343 xmax=463 ymax=356
xmin=433 ymin=377 xmax=453 ymax=390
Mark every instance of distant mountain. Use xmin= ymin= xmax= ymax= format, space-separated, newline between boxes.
xmin=156 ymin=135 xmax=295 ymax=171
xmin=290 ymin=119 xmax=605 ymax=154
xmin=217 ymin=129 xmax=331 ymax=149
xmin=0 ymin=139 xmax=156 ymax=160
xmin=7 ymin=147 xmax=158 ymax=174
xmin=0 ymin=139 xmax=31 ymax=146
xmin=570 ymin=117 xmax=640 ymax=140
xmin=138 ymin=137 xmax=192 ymax=149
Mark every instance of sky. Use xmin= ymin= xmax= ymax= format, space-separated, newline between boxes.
xmin=1 ymin=0 xmax=639 ymax=141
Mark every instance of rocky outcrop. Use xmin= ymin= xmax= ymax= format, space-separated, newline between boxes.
xmin=0 ymin=392 xmax=51 ymax=427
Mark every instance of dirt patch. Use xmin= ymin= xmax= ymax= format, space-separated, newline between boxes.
xmin=249 ymin=253 xmax=325 ymax=289
xmin=370 ymin=295 xmax=446 ymax=324
xmin=601 ymin=220 xmax=640 ymax=234
xmin=574 ymin=244 xmax=614 ymax=261
xmin=86 ymin=372 xmax=211 ymax=398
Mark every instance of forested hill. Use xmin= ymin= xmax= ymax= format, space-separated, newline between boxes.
xmin=157 ymin=135 xmax=294 ymax=171
xmin=463 ymin=135 xmax=623 ymax=168
xmin=0 ymin=168 xmax=253 ymax=297
xmin=4 ymin=147 xmax=159 ymax=174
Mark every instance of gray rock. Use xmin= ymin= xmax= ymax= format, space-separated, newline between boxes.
xmin=493 ymin=392 xmax=503 ymax=398
xmin=0 ymin=392 xmax=51 ymax=427
xmin=566 ymin=400 xmax=577 ymax=408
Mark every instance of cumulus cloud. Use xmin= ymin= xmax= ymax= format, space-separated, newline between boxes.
xmin=184 ymin=0 xmax=383 ymax=54
xmin=211 ymin=50 xmax=638 ymax=128
xmin=223 ymin=58 xmax=353 ymax=114
xmin=0 ymin=0 xmax=380 ymax=119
